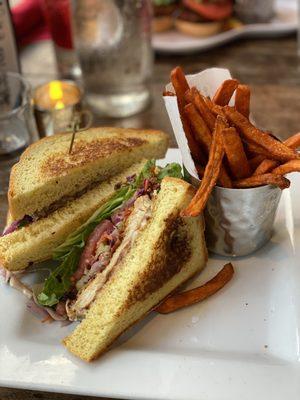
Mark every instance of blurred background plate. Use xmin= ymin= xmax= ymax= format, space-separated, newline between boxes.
xmin=152 ymin=0 xmax=297 ymax=54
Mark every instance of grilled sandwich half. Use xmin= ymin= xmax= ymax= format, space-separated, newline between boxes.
xmin=0 ymin=161 xmax=146 ymax=271
xmin=0 ymin=127 xmax=168 ymax=271
xmin=62 ymin=177 xmax=207 ymax=361
xmin=8 ymin=127 xmax=168 ymax=221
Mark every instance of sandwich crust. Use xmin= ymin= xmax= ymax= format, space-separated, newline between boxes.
xmin=41 ymin=137 xmax=146 ymax=177
xmin=126 ymin=216 xmax=191 ymax=306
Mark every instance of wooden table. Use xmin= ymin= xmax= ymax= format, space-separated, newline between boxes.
xmin=1 ymin=35 xmax=300 ymax=399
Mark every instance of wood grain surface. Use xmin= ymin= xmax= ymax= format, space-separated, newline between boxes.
xmin=1 ymin=35 xmax=300 ymax=399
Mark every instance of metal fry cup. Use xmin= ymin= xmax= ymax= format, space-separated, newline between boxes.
xmin=163 ymin=68 xmax=282 ymax=256
xmin=186 ymin=171 xmax=282 ymax=257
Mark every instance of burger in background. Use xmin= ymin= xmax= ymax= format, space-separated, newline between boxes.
xmin=175 ymin=0 xmax=233 ymax=37
xmin=152 ymin=0 xmax=178 ymax=32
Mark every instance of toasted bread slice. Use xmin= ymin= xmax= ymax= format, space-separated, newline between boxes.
xmin=8 ymin=127 xmax=168 ymax=220
xmin=63 ymin=177 xmax=207 ymax=361
xmin=0 ymin=161 xmax=146 ymax=271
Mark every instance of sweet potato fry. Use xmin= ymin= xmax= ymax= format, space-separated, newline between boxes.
xmin=184 ymin=120 xmax=207 ymax=165
xmin=185 ymin=87 xmax=216 ymax=131
xmin=272 ymin=160 xmax=300 ymax=175
xmin=235 ymin=84 xmax=250 ymax=118
xmin=246 ymin=142 xmax=271 ymax=157
xmin=184 ymin=103 xmax=211 ymax=152
xmin=184 ymin=103 xmax=232 ymax=187
xmin=170 ymin=67 xmax=206 ymax=164
xmin=163 ymin=90 xmax=175 ymax=96
xmin=196 ymin=163 xmax=205 ymax=178
xmin=213 ymin=79 xmax=239 ymax=106
xmin=170 ymin=66 xmax=189 ymax=102
xmin=203 ymin=96 xmax=214 ymax=108
xmin=253 ymin=159 xmax=278 ymax=176
xmin=156 ymin=263 xmax=234 ymax=314
xmin=224 ymin=106 xmax=298 ymax=162
xmin=204 ymin=97 xmax=227 ymax=119
xmin=218 ymin=166 xmax=233 ymax=188
xmin=284 ymin=132 xmax=300 ymax=149
xmin=181 ymin=115 xmax=225 ymax=217
xmin=234 ymin=174 xmax=290 ymax=190
xmin=223 ymin=127 xmax=251 ymax=179
xmin=248 ymin=154 xmax=266 ymax=170
xmin=209 ymin=103 xmax=226 ymax=117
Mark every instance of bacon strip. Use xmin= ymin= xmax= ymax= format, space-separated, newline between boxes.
xmin=71 ymin=220 xmax=114 ymax=282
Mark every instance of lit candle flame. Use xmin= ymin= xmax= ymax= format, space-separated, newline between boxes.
xmin=49 ymin=80 xmax=65 ymax=110
xmin=55 ymin=100 xmax=65 ymax=110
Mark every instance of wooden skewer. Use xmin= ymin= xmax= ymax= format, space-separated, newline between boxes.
xmin=68 ymin=110 xmax=93 ymax=155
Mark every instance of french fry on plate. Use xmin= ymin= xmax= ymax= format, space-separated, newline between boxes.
xmin=156 ymin=263 xmax=234 ymax=314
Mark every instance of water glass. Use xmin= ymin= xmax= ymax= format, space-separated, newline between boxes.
xmin=0 ymin=72 xmax=37 ymax=157
xmin=71 ymin=0 xmax=153 ymax=118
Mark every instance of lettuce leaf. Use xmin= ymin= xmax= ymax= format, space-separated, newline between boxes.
xmin=37 ymin=160 xmax=183 ymax=307
xmin=37 ymin=247 xmax=82 ymax=306
xmin=157 ymin=162 xmax=183 ymax=180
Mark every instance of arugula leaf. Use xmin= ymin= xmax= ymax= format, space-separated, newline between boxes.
xmin=157 ymin=163 xmax=183 ymax=181
xmin=37 ymin=247 xmax=81 ymax=306
xmin=134 ymin=159 xmax=156 ymax=188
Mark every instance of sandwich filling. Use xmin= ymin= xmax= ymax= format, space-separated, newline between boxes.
xmin=27 ymin=160 xmax=183 ymax=321
xmin=66 ymin=194 xmax=152 ymax=320
xmin=2 ymin=181 xmax=112 ymax=236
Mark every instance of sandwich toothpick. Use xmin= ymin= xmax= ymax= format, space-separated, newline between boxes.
xmin=68 ymin=110 xmax=93 ymax=155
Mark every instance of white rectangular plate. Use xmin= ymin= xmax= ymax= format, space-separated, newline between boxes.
xmin=0 ymin=148 xmax=300 ymax=399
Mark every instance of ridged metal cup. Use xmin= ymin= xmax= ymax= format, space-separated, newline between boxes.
xmin=186 ymin=170 xmax=282 ymax=257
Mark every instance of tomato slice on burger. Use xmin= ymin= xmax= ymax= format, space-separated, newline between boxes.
xmin=183 ymin=0 xmax=233 ymax=21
